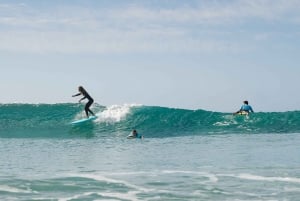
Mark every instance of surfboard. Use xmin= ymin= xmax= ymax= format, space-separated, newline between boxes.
xmin=127 ymin=134 xmax=135 ymax=139
xmin=71 ymin=116 xmax=97 ymax=125
xmin=127 ymin=133 xmax=143 ymax=139
xmin=235 ymin=111 xmax=249 ymax=115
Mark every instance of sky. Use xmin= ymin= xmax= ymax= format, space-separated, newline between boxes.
xmin=0 ymin=0 xmax=300 ymax=112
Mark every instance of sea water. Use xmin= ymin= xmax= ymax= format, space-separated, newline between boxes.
xmin=0 ymin=104 xmax=300 ymax=200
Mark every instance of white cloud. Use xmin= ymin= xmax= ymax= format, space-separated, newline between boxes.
xmin=0 ymin=0 xmax=299 ymax=54
xmin=0 ymin=29 xmax=244 ymax=54
xmin=107 ymin=0 xmax=300 ymax=24
xmin=1 ymin=1 xmax=300 ymax=27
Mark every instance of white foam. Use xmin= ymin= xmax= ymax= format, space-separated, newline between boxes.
xmin=68 ymin=173 xmax=151 ymax=192
xmin=213 ymin=114 xmax=239 ymax=127
xmin=59 ymin=192 xmax=92 ymax=201
xmin=213 ymin=121 xmax=231 ymax=126
xmin=0 ymin=185 xmax=33 ymax=193
xmin=105 ymin=171 xmax=152 ymax=176
xmin=95 ymin=104 xmax=141 ymax=123
xmin=95 ymin=191 xmax=140 ymax=201
xmin=220 ymin=173 xmax=300 ymax=183
xmin=237 ymin=173 xmax=300 ymax=183
xmin=59 ymin=191 xmax=139 ymax=201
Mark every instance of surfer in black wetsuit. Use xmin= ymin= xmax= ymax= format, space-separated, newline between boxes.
xmin=72 ymin=86 xmax=95 ymax=118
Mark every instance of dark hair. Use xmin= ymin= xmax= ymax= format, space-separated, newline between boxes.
xmin=244 ymin=100 xmax=248 ymax=105
xmin=78 ymin=86 xmax=85 ymax=93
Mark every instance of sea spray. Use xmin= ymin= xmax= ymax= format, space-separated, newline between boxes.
xmin=95 ymin=104 xmax=141 ymax=123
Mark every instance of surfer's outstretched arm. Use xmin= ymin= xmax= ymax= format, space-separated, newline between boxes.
xmin=72 ymin=93 xmax=81 ymax=97
xmin=79 ymin=96 xmax=87 ymax=102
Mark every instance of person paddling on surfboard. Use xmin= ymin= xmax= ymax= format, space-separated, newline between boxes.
xmin=234 ymin=100 xmax=254 ymax=115
xmin=72 ymin=86 xmax=95 ymax=118
xmin=127 ymin=130 xmax=144 ymax=139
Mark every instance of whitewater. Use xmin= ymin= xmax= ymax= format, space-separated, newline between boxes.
xmin=0 ymin=103 xmax=300 ymax=200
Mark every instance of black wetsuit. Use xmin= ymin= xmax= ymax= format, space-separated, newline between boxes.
xmin=74 ymin=91 xmax=95 ymax=117
xmin=83 ymin=92 xmax=94 ymax=117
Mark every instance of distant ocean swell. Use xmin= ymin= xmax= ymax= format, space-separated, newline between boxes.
xmin=0 ymin=103 xmax=300 ymax=138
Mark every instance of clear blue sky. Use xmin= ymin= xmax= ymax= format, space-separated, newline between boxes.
xmin=1 ymin=0 xmax=300 ymax=112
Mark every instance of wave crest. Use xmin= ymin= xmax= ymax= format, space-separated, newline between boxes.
xmin=1 ymin=103 xmax=300 ymax=138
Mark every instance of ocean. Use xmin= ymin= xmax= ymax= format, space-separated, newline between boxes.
xmin=0 ymin=103 xmax=299 ymax=200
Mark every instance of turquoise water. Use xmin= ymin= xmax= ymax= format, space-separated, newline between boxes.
xmin=0 ymin=104 xmax=300 ymax=200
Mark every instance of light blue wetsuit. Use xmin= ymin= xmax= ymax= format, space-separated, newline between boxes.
xmin=136 ymin=133 xmax=143 ymax=139
xmin=240 ymin=104 xmax=254 ymax=113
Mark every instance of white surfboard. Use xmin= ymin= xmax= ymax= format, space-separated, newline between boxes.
xmin=127 ymin=133 xmax=135 ymax=139
xmin=126 ymin=133 xmax=143 ymax=139
xmin=71 ymin=116 xmax=97 ymax=125
xmin=236 ymin=111 xmax=249 ymax=115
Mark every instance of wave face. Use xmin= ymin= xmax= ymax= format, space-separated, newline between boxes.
xmin=0 ymin=103 xmax=300 ymax=138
